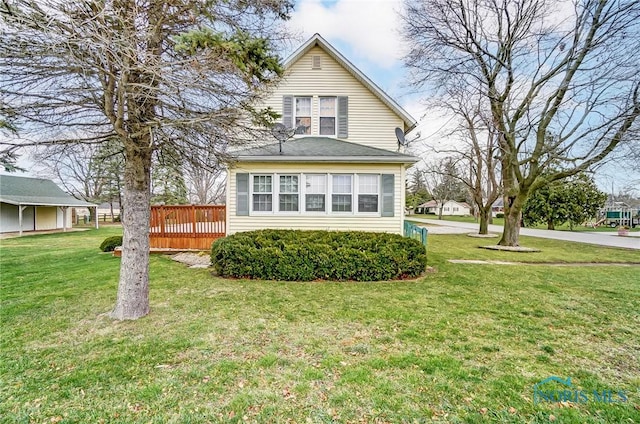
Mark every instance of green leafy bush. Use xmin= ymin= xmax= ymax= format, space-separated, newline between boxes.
xmin=99 ymin=235 xmax=123 ymax=252
xmin=496 ymin=213 xmax=505 ymax=218
xmin=211 ymin=229 xmax=427 ymax=281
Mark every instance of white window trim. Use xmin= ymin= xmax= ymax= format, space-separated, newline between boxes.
xmin=304 ymin=174 xmax=328 ymax=214
xmin=330 ymin=174 xmax=354 ymax=214
xmin=250 ymin=174 xmax=274 ymax=214
xmin=277 ymin=174 xmax=301 ymax=214
xmin=356 ymin=174 xmax=381 ymax=215
xmin=248 ymin=173 xmax=383 ymax=217
xmin=293 ymin=96 xmax=312 ymax=136
xmin=319 ymin=96 xmax=337 ymax=136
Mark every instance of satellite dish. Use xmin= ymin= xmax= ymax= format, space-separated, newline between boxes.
xmin=395 ymin=127 xmax=406 ymax=147
xmin=395 ymin=127 xmax=420 ymax=151
xmin=271 ymin=123 xmax=288 ymax=141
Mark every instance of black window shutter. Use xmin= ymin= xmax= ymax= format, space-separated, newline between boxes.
xmin=337 ymin=96 xmax=348 ymax=138
xmin=236 ymin=173 xmax=249 ymax=216
xmin=381 ymin=174 xmax=394 ymax=217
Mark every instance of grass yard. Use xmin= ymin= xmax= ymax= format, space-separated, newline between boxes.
xmin=1 ymin=228 xmax=639 ymax=423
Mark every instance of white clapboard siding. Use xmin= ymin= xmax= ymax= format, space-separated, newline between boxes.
xmin=263 ymin=47 xmax=406 ymax=151
xmin=227 ymin=162 xmax=406 ymax=235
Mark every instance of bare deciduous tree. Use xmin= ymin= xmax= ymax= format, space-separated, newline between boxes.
xmin=403 ymin=0 xmax=640 ymax=246
xmin=422 ymin=157 xmax=467 ymax=220
xmin=1 ymin=0 xmax=291 ymax=319
xmin=184 ymin=151 xmax=227 ymax=204
xmin=438 ymin=88 xmax=502 ymax=234
xmin=34 ymin=142 xmax=124 ymax=221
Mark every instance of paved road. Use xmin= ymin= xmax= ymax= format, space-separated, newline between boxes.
xmin=407 ymin=217 xmax=640 ymax=250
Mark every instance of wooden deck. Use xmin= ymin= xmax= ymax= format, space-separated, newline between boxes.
xmin=150 ymin=205 xmax=225 ymax=250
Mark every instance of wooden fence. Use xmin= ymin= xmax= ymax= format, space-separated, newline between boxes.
xmin=150 ymin=205 xmax=226 ymax=250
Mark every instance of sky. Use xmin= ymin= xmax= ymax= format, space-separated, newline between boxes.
xmin=286 ymin=0 xmax=639 ymax=195
xmin=3 ymin=0 xmax=638 ymax=195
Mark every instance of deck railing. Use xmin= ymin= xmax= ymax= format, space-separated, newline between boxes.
xmin=404 ymin=220 xmax=428 ymax=248
xmin=150 ymin=205 xmax=226 ymax=250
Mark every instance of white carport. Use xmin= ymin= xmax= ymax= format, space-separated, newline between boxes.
xmin=0 ymin=175 xmax=97 ymax=235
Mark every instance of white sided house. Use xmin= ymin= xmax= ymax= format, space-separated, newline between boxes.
xmin=0 ymin=175 xmax=97 ymax=235
xmin=417 ymin=200 xmax=472 ymax=216
xmin=226 ymin=34 xmax=419 ymax=235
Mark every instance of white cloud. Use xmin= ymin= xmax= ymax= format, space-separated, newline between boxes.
xmin=290 ymin=0 xmax=405 ymax=68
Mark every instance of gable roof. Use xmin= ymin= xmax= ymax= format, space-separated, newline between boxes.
xmin=285 ymin=34 xmax=417 ymax=132
xmin=0 ymin=175 xmax=95 ymax=207
xmin=234 ymin=137 xmax=419 ymax=164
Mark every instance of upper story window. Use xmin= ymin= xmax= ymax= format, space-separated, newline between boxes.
xmin=283 ymin=95 xmax=348 ymax=138
xmin=319 ymin=97 xmax=336 ymax=136
xmin=294 ymin=97 xmax=311 ymax=135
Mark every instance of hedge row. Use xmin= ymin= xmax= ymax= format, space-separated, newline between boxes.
xmin=210 ymin=229 xmax=427 ymax=281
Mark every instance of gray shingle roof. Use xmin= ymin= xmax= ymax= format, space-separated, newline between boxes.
xmin=0 ymin=175 xmax=96 ymax=207
xmin=234 ymin=137 xmax=419 ymax=164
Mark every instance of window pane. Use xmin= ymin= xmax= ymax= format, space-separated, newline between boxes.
xmin=358 ymin=174 xmax=378 ymax=193
xmin=305 ymin=194 xmax=325 ymax=212
xmin=305 ymin=174 xmax=326 ymax=193
xmin=295 ymin=117 xmax=311 ymax=134
xmin=358 ymin=194 xmax=378 ymax=212
xmin=319 ymin=117 xmax=336 ymax=135
xmin=295 ymin=97 xmax=311 ymax=116
xmin=279 ymin=175 xmax=299 ymax=193
xmin=332 ymin=194 xmax=352 ymax=212
xmin=279 ymin=194 xmax=299 ymax=212
xmin=319 ymin=98 xmax=336 ymax=116
xmin=332 ymin=175 xmax=352 ymax=194
xmin=253 ymin=175 xmax=272 ymax=193
xmin=253 ymin=194 xmax=272 ymax=211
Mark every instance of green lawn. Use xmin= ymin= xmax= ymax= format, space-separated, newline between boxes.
xmin=413 ymin=213 xmax=640 ymax=232
xmin=1 ymin=228 xmax=638 ymax=423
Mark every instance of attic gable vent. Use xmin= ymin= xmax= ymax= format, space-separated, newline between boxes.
xmin=312 ymin=55 xmax=321 ymax=69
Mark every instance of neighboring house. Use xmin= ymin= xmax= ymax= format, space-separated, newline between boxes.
xmin=226 ymin=34 xmax=419 ymax=235
xmin=416 ymin=199 xmax=472 ymax=216
xmin=0 ymin=175 xmax=97 ymax=235
xmin=491 ymin=198 xmax=504 ymax=217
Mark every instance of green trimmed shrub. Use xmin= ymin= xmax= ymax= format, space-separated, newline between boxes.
xmin=99 ymin=235 xmax=123 ymax=252
xmin=496 ymin=213 xmax=505 ymax=218
xmin=211 ymin=229 xmax=427 ymax=281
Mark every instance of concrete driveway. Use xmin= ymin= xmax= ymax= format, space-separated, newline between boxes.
xmin=407 ymin=217 xmax=640 ymax=250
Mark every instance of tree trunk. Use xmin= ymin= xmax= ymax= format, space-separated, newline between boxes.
xmin=110 ymin=148 xmax=152 ymax=320
xmin=498 ymin=143 xmax=529 ymax=246
xmin=478 ymin=206 xmax=491 ymax=235
xmin=438 ymin=205 xmax=443 ymax=220
xmin=547 ymin=220 xmax=555 ymax=230
xmin=498 ymin=192 xmax=529 ymax=246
